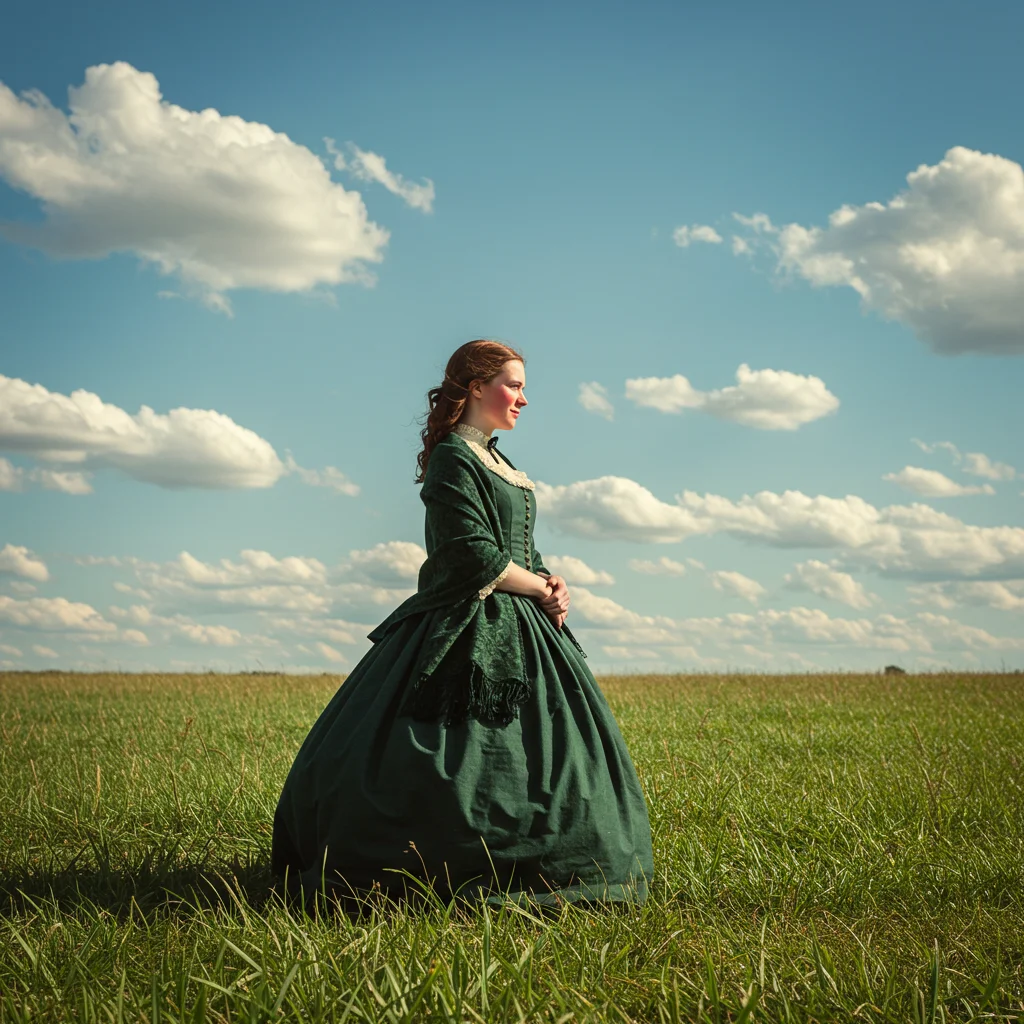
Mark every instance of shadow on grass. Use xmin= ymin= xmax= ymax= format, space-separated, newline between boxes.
xmin=0 ymin=840 xmax=276 ymax=919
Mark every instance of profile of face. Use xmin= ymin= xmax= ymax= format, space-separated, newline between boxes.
xmin=469 ymin=359 xmax=527 ymax=432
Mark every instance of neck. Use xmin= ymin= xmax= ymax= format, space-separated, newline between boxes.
xmin=455 ymin=414 xmax=495 ymax=439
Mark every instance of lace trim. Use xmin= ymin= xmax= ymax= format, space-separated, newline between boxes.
xmin=478 ymin=557 xmax=513 ymax=599
xmin=451 ymin=422 xmax=535 ymax=491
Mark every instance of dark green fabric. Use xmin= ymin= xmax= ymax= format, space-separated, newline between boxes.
xmin=271 ymin=433 xmax=654 ymax=906
xmin=367 ymin=435 xmax=539 ymax=724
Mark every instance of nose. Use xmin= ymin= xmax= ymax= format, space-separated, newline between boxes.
xmin=518 ymin=394 xmax=528 ymax=407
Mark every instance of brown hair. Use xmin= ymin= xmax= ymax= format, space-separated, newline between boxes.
xmin=415 ymin=339 xmax=525 ymax=483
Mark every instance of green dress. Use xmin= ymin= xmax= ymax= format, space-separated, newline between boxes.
xmin=271 ymin=423 xmax=653 ymax=906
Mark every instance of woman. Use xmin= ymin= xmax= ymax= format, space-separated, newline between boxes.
xmin=271 ymin=340 xmax=653 ymax=907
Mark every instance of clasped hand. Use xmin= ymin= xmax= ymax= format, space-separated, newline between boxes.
xmin=537 ymin=572 xmax=570 ymax=630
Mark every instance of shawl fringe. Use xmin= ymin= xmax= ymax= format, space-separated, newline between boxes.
xmin=399 ymin=661 xmax=532 ymax=727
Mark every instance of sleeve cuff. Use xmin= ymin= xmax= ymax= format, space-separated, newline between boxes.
xmin=478 ymin=557 xmax=514 ymax=599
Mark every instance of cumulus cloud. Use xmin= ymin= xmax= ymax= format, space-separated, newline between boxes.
xmin=168 ymin=549 xmax=328 ymax=588
xmin=98 ymin=544 xmax=417 ymax=621
xmin=784 ymin=559 xmax=875 ymax=609
xmin=283 ymin=454 xmax=360 ymax=496
xmin=315 ymin=641 xmax=346 ymax=664
xmin=568 ymin=585 xmax=1024 ymax=662
xmin=0 ymin=373 xmax=286 ymax=489
xmin=908 ymin=580 xmax=1024 ymax=612
xmin=0 ymin=373 xmax=357 ymax=495
xmin=0 ymin=544 xmax=49 ymax=582
xmin=535 ymin=477 xmax=705 ymax=543
xmin=731 ymin=147 xmax=1024 ymax=355
xmin=31 ymin=644 xmax=58 ymax=658
xmin=628 ymin=556 xmax=688 ymax=576
xmin=883 ymin=466 xmax=995 ymax=497
xmin=0 ymin=595 xmax=116 ymax=633
xmin=107 ymin=605 xmax=275 ymax=648
xmin=326 ymin=138 xmax=435 ymax=213
xmin=673 ymin=224 xmax=723 ymax=247
xmin=0 ymin=457 xmax=93 ymax=494
xmin=707 ymin=569 xmax=766 ymax=604
xmin=625 ymin=364 xmax=838 ymax=430
xmin=0 ymin=63 xmax=390 ymax=312
xmin=962 ymin=452 xmax=1016 ymax=480
xmin=345 ymin=541 xmax=426 ymax=585
xmin=543 ymin=555 xmax=615 ymax=586
xmin=175 ymin=622 xmax=242 ymax=646
xmin=538 ymin=475 xmax=1024 ymax=579
xmin=263 ymin=615 xmax=365 ymax=646
xmin=578 ymin=382 xmax=614 ymax=420
xmin=912 ymin=439 xmax=1016 ymax=481
xmin=0 ymin=644 xmax=23 ymax=657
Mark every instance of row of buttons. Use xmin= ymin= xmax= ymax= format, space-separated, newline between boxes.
xmin=523 ymin=489 xmax=532 ymax=571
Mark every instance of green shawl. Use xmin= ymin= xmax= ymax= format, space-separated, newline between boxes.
xmin=367 ymin=433 xmax=583 ymax=726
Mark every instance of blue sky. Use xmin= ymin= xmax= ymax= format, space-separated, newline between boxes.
xmin=1 ymin=0 xmax=1022 ymax=673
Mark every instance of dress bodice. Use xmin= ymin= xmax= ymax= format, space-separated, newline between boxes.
xmin=449 ymin=422 xmax=544 ymax=577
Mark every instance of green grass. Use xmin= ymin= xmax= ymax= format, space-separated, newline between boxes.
xmin=1 ymin=670 xmax=1022 ymax=1022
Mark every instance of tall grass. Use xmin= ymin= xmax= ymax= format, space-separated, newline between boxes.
xmin=0 ymin=670 xmax=1021 ymax=1022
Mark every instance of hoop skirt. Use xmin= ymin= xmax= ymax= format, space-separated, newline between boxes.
xmin=271 ymin=430 xmax=653 ymax=906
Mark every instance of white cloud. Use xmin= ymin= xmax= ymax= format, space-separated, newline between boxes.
xmin=571 ymin=588 xmax=678 ymax=630
xmin=543 ymin=555 xmax=615 ymax=586
xmin=0 ymin=544 xmax=49 ymax=582
xmin=883 ymin=466 xmax=995 ymax=497
xmin=128 ymin=550 xmax=332 ymax=614
xmin=284 ymin=454 xmax=360 ymax=496
xmin=908 ymin=580 xmax=1024 ymax=612
xmin=8 ymin=581 xmax=37 ymax=595
xmin=913 ymin=440 xmax=1016 ymax=481
xmin=0 ymin=458 xmax=93 ymax=494
xmin=539 ymin=475 xmax=1024 ymax=579
xmin=264 ymin=615 xmax=365 ymax=646
xmin=87 ymin=543 xmax=419 ymax=624
xmin=0 ymin=458 xmax=20 ymax=491
xmin=962 ymin=452 xmax=1016 ymax=480
xmin=913 ymin=612 xmax=1024 ymax=651
xmin=568 ymin=586 xmax=1024 ymax=664
xmin=0 ymin=62 xmax=389 ymax=313
xmin=346 ymin=541 xmax=425 ymax=585
xmin=167 ymin=550 xmax=328 ymax=588
xmin=328 ymin=139 xmax=435 ymax=213
xmin=707 ymin=569 xmax=766 ymax=604
xmin=628 ymin=556 xmax=688 ymax=576
xmin=0 ymin=595 xmax=116 ymax=633
xmin=578 ymin=382 xmax=614 ymax=421
xmin=176 ymin=622 xmax=242 ymax=646
xmin=31 ymin=644 xmax=58 ymax=658
xmin=731 ymin=147 xmax=1024 ymax=355
xmin=0 ymin=373 xmax=286 ymax=489
xmin=784 ymin=559 xmax=875 ymax=609
xmin=29 ymin=468 xmax=94 ymax=494
xmin=0 ymin=644 xmax=22 ymax=657
xmin=625 ymin=364 xmax=838 ymax=430
xmin=121 ymin=628 xmax=150 ymax=646
xmin=673 ymin=224 xmax=723 ymax=247
xmin=536 ymin=476 xmax=705 ymax=543
xmin=315 ymin=641 xmax=346 ymax=663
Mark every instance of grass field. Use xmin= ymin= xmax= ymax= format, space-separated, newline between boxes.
xmin=0 ymin=670 xmax=1022 ymax=1022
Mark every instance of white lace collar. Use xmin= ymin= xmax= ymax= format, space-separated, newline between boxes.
xmin=451 ymin=422 xmax=535 ymax=491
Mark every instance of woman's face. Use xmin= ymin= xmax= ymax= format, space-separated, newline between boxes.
xmin=472 ymin=359 xmax=527 ymax=431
